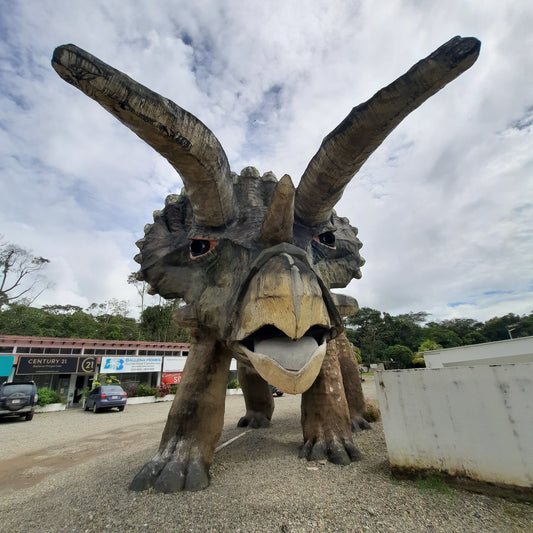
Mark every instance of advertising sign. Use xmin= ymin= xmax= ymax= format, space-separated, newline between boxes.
xmin=16 ymin=356 xmax=97 ymax=375
xmin=0 ymin=355 xmax=15 ymax=376
xmin=162 ymin=356 xmax=188 ymax=372
xmin=162 ymin=372 xmax=182 ymax=384
xmin=100 ymin=356 xmax=162 ymax=373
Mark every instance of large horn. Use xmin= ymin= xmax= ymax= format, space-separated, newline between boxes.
xmin=52 ymin=44 xmax=234 ymax=227
xmin=295 ymin=36 xmax=481 ymax=226
xmin=260 ymin=174 xmax=295 ymax=244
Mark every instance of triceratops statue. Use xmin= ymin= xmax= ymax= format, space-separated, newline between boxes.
xmin=52 ymin=36 xmax=479 ymax=492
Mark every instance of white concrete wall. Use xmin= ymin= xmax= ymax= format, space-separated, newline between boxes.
xmin=375 ymin=363 xmax=533 ymax=488
xmin=424 ymin=336 xmax=533 ymax=368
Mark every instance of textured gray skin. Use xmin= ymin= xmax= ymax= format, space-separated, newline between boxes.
xmin=52 ymin=36 xmax=480 ymax=492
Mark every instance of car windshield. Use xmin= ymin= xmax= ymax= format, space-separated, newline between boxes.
xmin=2 ymin=384 xmax=33 ymax=394
xmin=102 ymin=386 xmax=124 ymax=394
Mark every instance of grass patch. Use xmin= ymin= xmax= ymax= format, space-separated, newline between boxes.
xmin=364 ymin=400 xmax=381 ymax=422
xmin=416 ymin=475 xmax=454 ymax=499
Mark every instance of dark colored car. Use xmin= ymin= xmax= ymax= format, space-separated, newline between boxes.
xmin=85 ymin=385 xmax=127 ymax=413
xmin=270 ymin=385 xmax=284 ymax=397
xmin=0 ymin=381 xmax=38 ymax=421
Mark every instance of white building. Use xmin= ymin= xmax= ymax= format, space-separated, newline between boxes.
xmin=423 ymin=335 xmax=533 ymax=368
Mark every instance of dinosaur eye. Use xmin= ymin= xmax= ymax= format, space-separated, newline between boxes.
xmin=189 ymin=239 xmax=217 ymax=259
xmin=316 ymin=231 xmax=336 ymax=249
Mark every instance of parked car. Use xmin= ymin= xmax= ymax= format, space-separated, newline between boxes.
xmin=85 ymin=385 xmax=127 ymax=413
xmin=270 ymin=384 xmax=284 ymax=397
xmin=0 ymin=381 xmax=38 ymax=421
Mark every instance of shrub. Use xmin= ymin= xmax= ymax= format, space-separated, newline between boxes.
xmin=227 ymin=378 xmax=240 ymax=389
xmin=383 ymin=344 xmax=413 ymax=368
xmin=364 ymin=400 xmax=381 ymax=422
xmin=352 ymin=345 xmax=362 ymax=364
xmin=37 ymin=387 xmax=62 ymax=406
xmin=137 ymin=383 xmax=158 ymax=397
xmin=157 ymin=383 xmax=172 ymax=397
xmin=122 ymin=382 xmax=139 ymax=398
xmin=170 ymin=384 xmax=178 ymax=394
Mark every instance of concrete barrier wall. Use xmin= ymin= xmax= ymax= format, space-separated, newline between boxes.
xmin=375 ymin=363 xmax=533 ymax=489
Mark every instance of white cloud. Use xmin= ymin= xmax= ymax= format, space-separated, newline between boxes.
xmin=1 ymin=0 xmax=531 ymax=322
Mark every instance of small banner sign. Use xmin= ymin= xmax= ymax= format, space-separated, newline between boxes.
xmin=162 ymin=372 xmax=182 ymax=384
xmin=16 ymin=356 xmax=97 ymax=375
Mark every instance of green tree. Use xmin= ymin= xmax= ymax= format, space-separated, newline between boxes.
xmin=423 ymin=322 xmax=462 ymax=348
xmin=0 ymin=304 xmax=49 ymax=335
xmin=345 ymin=307 xmax=386 ymax=364
xmin=480 ymin=313 xmax=522 ymax=341
xmin=87 ymin=299 xmax=138 ymax=340
xmin=382 ymin=312 xmax=426 ymax=352
xmin=140 ymin=301 xmax=190 ymax=342
xmin=418 ymin=339 xmax=443 ymax=352
xmin=382 ymin=344 xmax=414 ymax=368
xmin=463 ymin=331 xmax=487 ymax=345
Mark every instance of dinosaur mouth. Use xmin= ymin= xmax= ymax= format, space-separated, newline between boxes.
xmin=237 ymin=325 xmax=329 ymax=395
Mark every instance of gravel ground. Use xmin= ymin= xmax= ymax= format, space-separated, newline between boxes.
xmin=0 ymin=378 xmax=531 ymax=533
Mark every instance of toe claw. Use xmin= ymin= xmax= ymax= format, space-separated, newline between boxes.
xmin=153 ymin=462 xmax=186 ymax=493
xmin=351 ymin=416 xmax=371 ymax=433
xmin=309 ymin=441 xmax=326 ymax=461
xmin=328 ymin=442 xmax=351 ymax=465
xmin=129 ymin=460 xmax=164 ymax=491
xmin=237 ymin=413 xmax=270 ymax=429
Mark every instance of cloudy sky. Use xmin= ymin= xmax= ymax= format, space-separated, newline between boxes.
xmin=1 ymin=1 xmax=532 ymax=323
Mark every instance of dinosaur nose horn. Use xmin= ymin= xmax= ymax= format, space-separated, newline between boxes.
xmin=260 ymin=174 xmax=295 ymax=244
xmin=52 ymin=44 xmax=235 ymax=228
xmin=294 ymin=36 xmax=480 ymax=226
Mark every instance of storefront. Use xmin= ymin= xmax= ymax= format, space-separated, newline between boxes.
xmin=99 ymin=355 xmax=165 ymax=391
xmin=0 ymin=335 xmax=190 ymax=407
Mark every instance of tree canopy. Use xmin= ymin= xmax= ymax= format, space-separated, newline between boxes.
xmin=0 ymin=300 xmax=190 ymax=343
xmin=345 ymin=307 xmax=533 ymax=367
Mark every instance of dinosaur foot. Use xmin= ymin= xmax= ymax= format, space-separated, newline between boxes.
xmin=299 ymin=435 xmax=362 ymax=465
xmin=237 ymin=410 xmax=271 ymax=428
xmin=130 ymin=441 xmax=210 ymax=493
xmin=351 ymin=415 xmax=371 ymax=433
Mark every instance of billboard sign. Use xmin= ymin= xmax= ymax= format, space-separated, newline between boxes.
xmin=100 ymin=356 xmax=162 ymax=373
xmin=162 ymin=356 xmax=188 ymax=372
xmin=16 ymin=356 xmax=97 ymax=375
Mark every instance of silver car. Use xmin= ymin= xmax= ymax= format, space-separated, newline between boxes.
xmin=85 ymin=385 xmax=127 ymax=413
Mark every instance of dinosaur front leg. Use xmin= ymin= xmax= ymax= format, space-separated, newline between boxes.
xmin=334 ymin=333 xmax=371 ymax=432
xmin=237 ymin=360 xmax=274 ymax=428
xmin=300 ymin=339 xmax=361 ymax=465
xmin=130 ymin=332 xmax=231 ymax=493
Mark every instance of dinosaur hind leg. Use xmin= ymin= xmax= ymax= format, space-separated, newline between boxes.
xmin=335 ymin=333 xmax=371 ymax=432
xmin=237 ymin=360 xmax=274 ymax=428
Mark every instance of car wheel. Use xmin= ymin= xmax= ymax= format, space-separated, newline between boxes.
xmin=25 ymin=412 xmax=34 ymax=421
xmin=118 ymin=406 xmax=124 ymax=412
xmin=84 ymin=401 xmax=89 ymax=411
xmin=93 ymin=403 xmax=99 ymax=413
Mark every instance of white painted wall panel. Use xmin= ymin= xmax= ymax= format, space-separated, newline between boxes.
xmin=375 ymin=364 xmax=533 ymax=488
xmin=424 ymin=336 xmax=533 ymax=368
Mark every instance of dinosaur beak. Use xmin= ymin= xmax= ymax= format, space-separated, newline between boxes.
xmin=233 ymin=247 xmax=340 ymax=394
xmin=238 ymin=337 xmax=327 ymax=395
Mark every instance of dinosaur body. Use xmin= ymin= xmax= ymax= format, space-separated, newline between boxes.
xmin=52 ymin=36 xmax=480 ymax=492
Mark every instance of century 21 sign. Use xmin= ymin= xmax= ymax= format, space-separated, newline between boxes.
xmin=16 ymin=356 xmax=97 ymax=375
